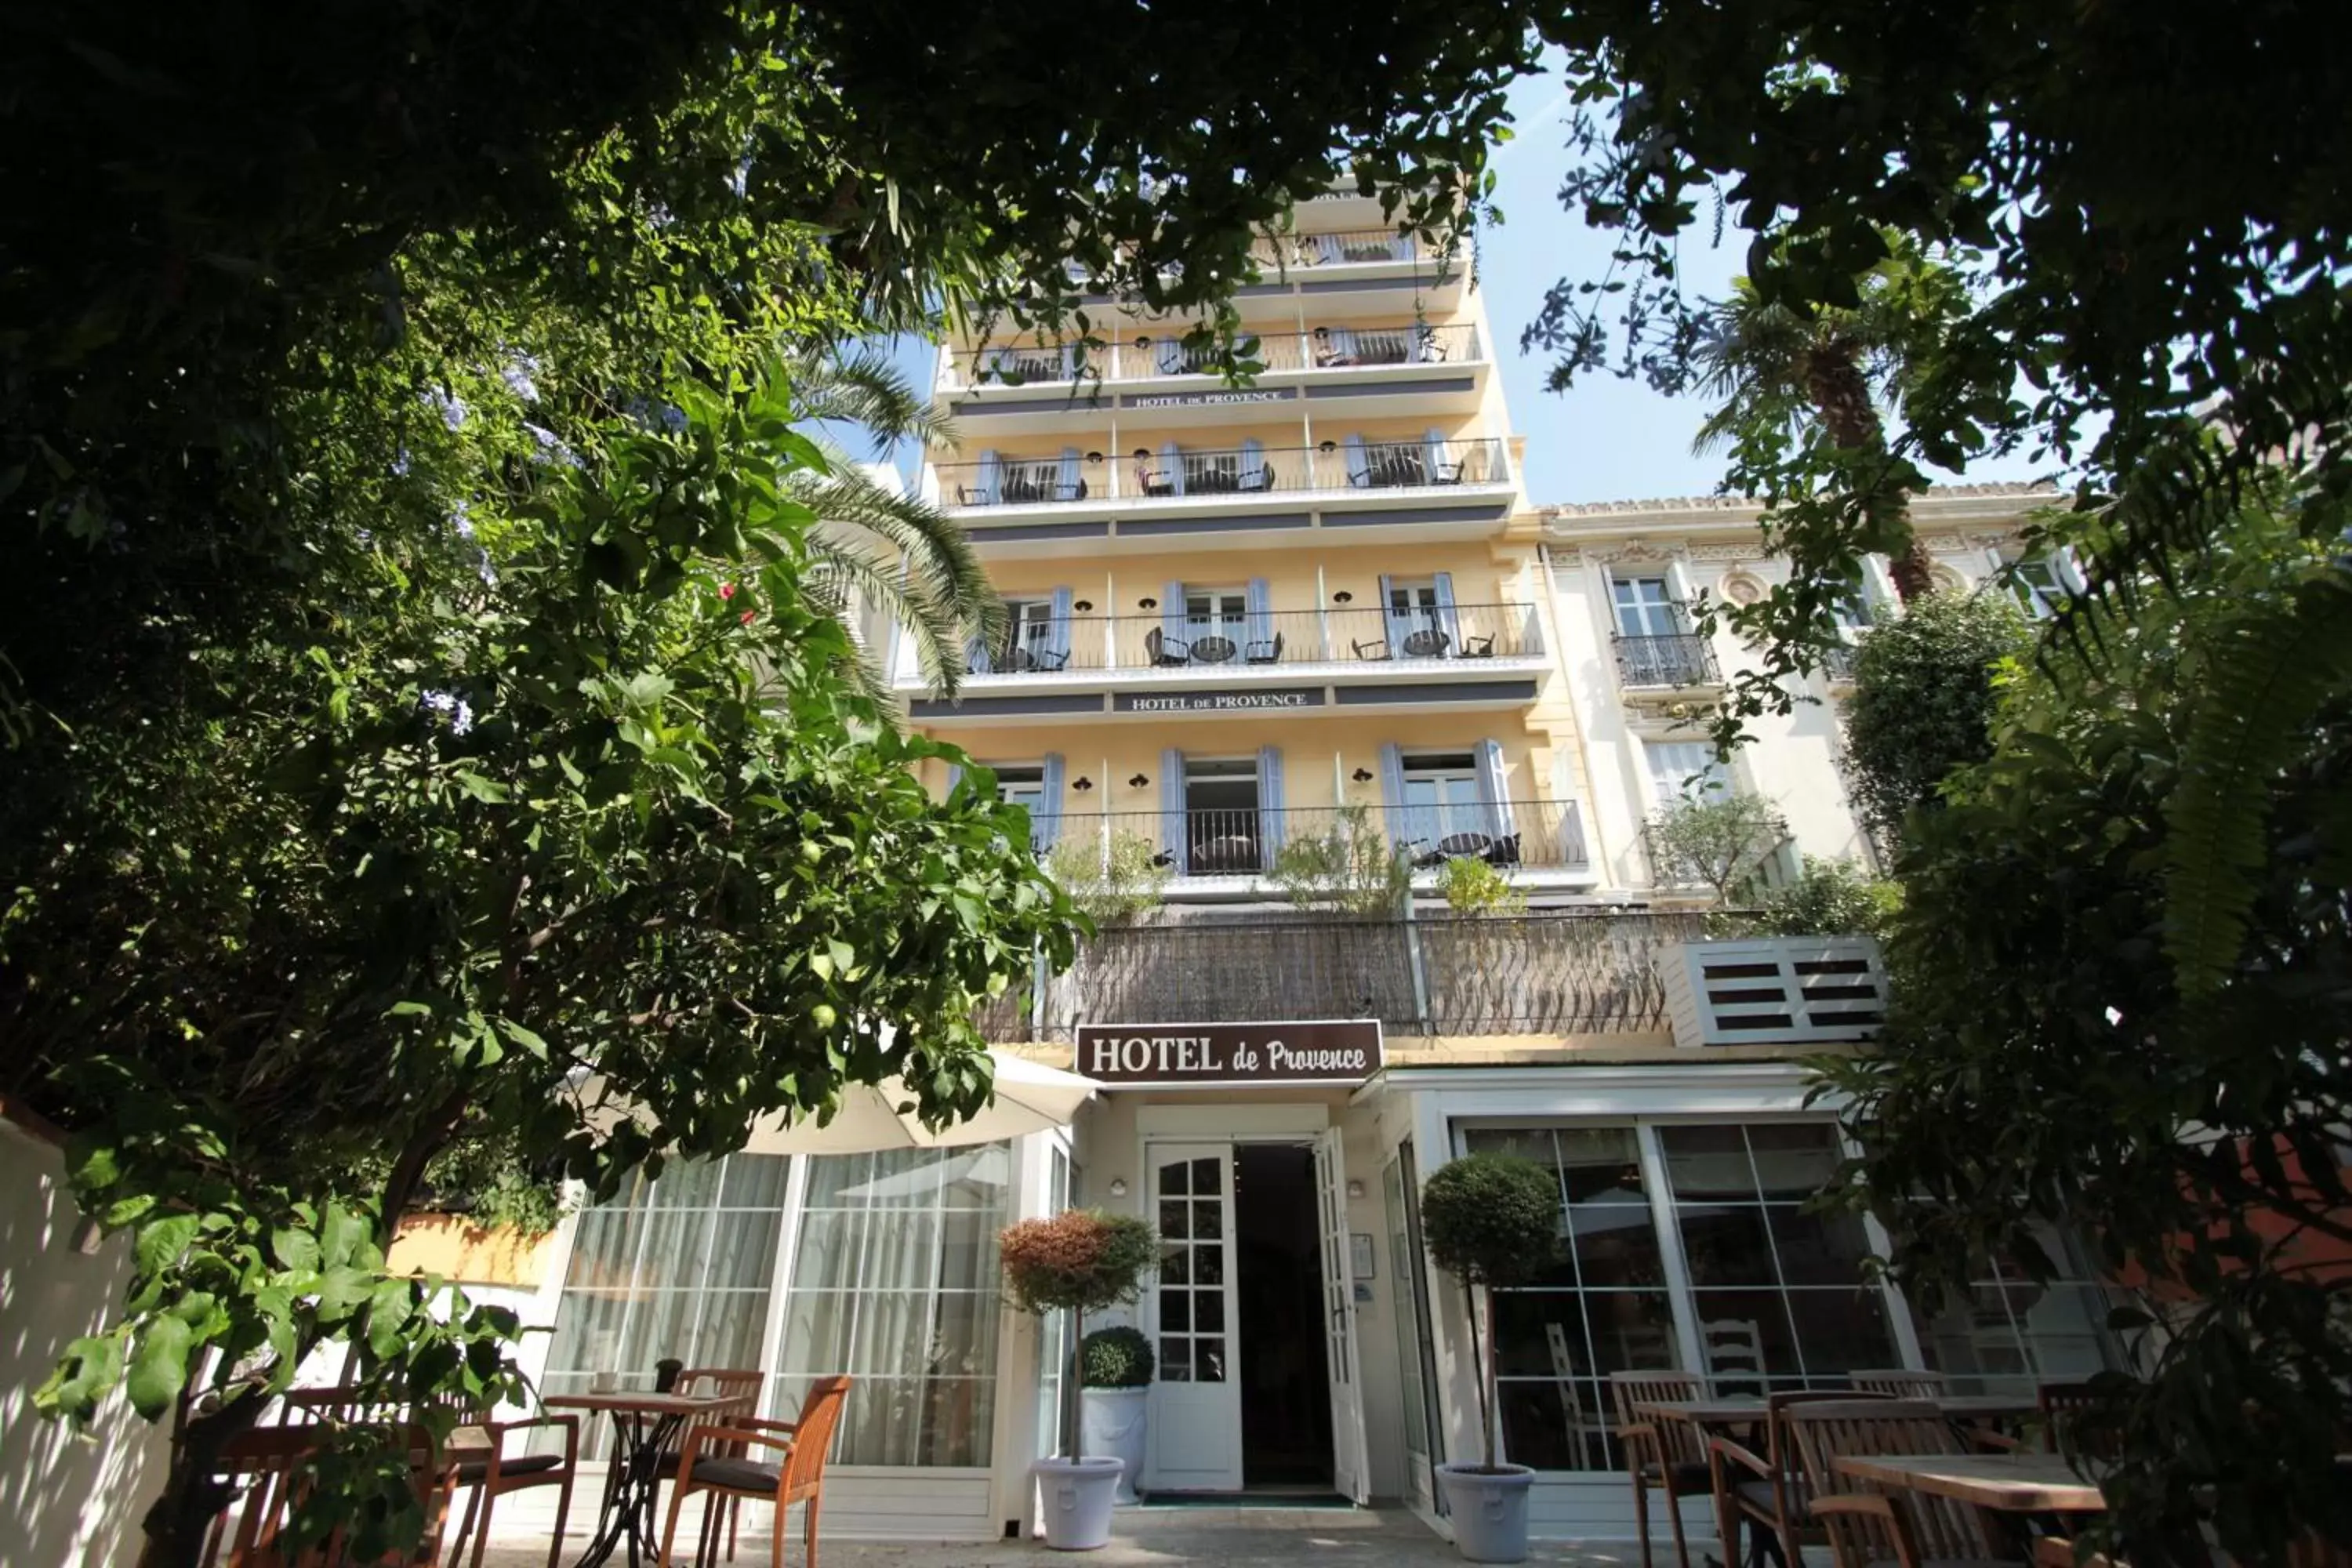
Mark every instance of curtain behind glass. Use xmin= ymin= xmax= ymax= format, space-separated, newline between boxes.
xmin=776 ymin=1144 xmax=1012 ymax=1468
xmin=539 ymin=1154 xmax=792 ymax=1460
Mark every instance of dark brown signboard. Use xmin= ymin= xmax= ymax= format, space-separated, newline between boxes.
xmin=1073 ymin=1020 xmax=1384 ymax=1087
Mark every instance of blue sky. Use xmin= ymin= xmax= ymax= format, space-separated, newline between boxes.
xmin=844 ymin=67 xmax=2051 ymax=504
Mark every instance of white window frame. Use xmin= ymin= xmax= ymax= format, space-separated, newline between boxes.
xmin=1642 ymin=741 xmax=1733 ymax=811
xmin=1610 ymin=574 xmax=1682 ymax=638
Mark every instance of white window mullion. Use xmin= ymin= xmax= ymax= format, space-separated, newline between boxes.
xmin=755 ymin=1156 xmax=813 ymax=1421
xmin=1635 ymin=1124 xmax=1708 ymax=1381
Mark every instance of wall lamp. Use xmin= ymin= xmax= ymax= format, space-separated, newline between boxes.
xmin=1138 ymin=597 xmax=1158 ymax=610
xmin=1128 ymin=774 xmax=1149 ymax=789
xmin=1072 ymin=777 xmax=1094 ymax=792
xmin=1352 ymin=768 xmax=1374 ymax=783
xmin=1085 ymin=452 xmax=1104 ymax=463
xmin=1073 ymin=600 xmax=1093 ymax=612
xmin=1332 ymin=590 xmax=1353 ymax=604
xmin=1107 ymin=1178 xmax=1130 ymax=1199
xmin=1317 ymin=439 xmax=1338 ymax=455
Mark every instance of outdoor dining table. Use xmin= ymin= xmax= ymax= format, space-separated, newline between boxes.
xmin=1831 ymin=1452 xmax=2107 ymax=1514
xmin=546 ymin=1389 xmax=742 ymax=1568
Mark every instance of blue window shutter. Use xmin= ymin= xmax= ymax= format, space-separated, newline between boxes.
xmin=946 ymin=761 xmax=964 ymax=794
xmin=1392 ymin=233 xmax=1416 ymax=261
xmin=1424 ymin=426 xmax=1447 ymax=481
xmin=975 ymin=448 xmax=1000 ymax=506
xmin=1378 ymin=742 xmax=1410 ymax=847
xmin=1162 ymin=579 xmax=1187 ymax=648
xmin=1161 ymin=439 xmax=1186 ymax=496
xmin=1058 ymin=342 xmax=1076 ymax=381
xmin=1316 ymin=234 xmax=1343 ymax=265
xmin=1345 ymin=433 xmax=1371 ymax=486
xmin=1160 ymin=749 xmax=1187 ymax=866
xmin=1478 ymin=739 xmax=1516 ymax=838
xmin=1379 ymin=573 xmax=1412 ymax=648
xmin=1258 ymin=746 xmax=1287 ymax=859
xmin=1329 ymin=326 xmax=1358 ymax=360
xmin=1240 ymin=437 xmax=1265 ymax=490
xmin=1058 ymin=446 xmax=1082 ymax=502
xmin=1037 ymin=753 xmax=1066 ymax=851
xmin=1246 ymin=577 xmax=1272 ymax=646
xmin=1432 ymin=572 xmax=1460 ymax=647
xmin=1048 ymin=586 xmax=1074 ymax=663
xmin=964 ymin=633 xmax=993 ymax=674
xmin=1157 ymin=336 xmax=1183 ymax=375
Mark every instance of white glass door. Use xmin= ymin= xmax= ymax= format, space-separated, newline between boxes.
xmin=1145 ymin=1143 xmax=1241 ymax=1490
xmin=1313 ymin=1128 xmax=1370 ymax=1504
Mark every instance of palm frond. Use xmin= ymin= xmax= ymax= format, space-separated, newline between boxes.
xmin=789 ymin=464 xmax=1004 ymax=644
xmin=790 ymin=345 xmax=959 ymax=451
xmin=803 ymin=537 xmax=978 ymax=699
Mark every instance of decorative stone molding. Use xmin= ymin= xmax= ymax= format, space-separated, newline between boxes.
xmin=1687 ymin=542 xmax=1757 ymax=562
xmin=1717 ymin=570 xmax=1767 ymax=607
xmin=1930 ymin=564 xmax=1969 ymax=593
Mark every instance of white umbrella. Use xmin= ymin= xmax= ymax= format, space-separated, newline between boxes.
xmin=738 ymin=1051 xmax=1097 ymax=1155
xmin=572 ymin=1049 xmax=1097 ymax=1156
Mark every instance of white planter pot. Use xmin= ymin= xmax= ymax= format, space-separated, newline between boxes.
xmin=1079 ymin=1387 xmax=1149 ymax=1504
xmin=1436 ymin=1463 xmax=1536 ymax=1563
xmin=1035 ymin=1456 xmax=1125 ymax=1551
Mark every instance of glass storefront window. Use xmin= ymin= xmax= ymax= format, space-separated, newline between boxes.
xmin=539 ymin=1153 xmax=792 ymax=1460
xmin=1465 ymin=1127 xmax=1678 ymax=1472
xmin=775 ymin=1144 xmax=1012 ymax=1468
xmin=1915 ymin=1228 xmax=2118 ymax=1392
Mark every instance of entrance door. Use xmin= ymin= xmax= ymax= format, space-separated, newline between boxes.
xmin=1312 ymin=1128 xmax=1371 ymax=1504
xmin=1145 ymin=1144 xmax=1241 ymax=1490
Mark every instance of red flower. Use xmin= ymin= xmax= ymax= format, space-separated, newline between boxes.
xmin=718 ymin=582 xmax=736 ymax=601
xmin=740 ymin=610 xmax=755 ymax=625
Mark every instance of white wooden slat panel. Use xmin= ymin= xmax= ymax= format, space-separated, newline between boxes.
xmin=1661 ymin=936 xmax=1886 ymax=1047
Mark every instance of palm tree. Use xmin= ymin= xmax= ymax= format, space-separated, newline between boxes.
xmin=1690 ymin=240 xmax=1972 ymax=603
xmin=786 ymin=346 xmax=1004 ymax=701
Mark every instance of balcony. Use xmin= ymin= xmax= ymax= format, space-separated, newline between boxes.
xmin=1820 ymin=641 xmax=1862 ymax=684
xmin=972 ymin=908 xmax=1714 ymax=1044
xmin=1611 ymin=632 xmax=1722 ymax=689
xmin=944 ymin=322 xmax=1480 ymax=391
xmin=952 ymin=603 xmax=1541 ymax=680
xmin=938 ymin=437 xmax=1506 ymax=511
xmin=1041 ymin=798 xmax=1589 ymax=880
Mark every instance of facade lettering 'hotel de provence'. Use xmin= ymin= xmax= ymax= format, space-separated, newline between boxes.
xmin=408 ymin=191 xmax=2100 ymax=1548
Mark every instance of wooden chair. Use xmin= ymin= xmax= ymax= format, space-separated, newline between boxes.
xmin=210 ymin=1411 xmax=460 ymax=1568
xmin=1701 ymin=1318 xmax=1768 ymax=1392
xmin=1708 ymin=1390 xmax=1878 ymax=1568
xmin=656 ymin=1377 xmax=851 ymax=1568
xmin=1781 ymin=1399 xmax=2018 ymax=1568
xmin=1544 ymin=1323 xmax=1616 ymax=1470
xmin=665 ymin=1369 xmax=766 ymax=1566
xmin=1853 ymin=1370 xmax=1951 ymax=1399
xmin=2035 ymin=1383 xmax=2117 ymax=1461
xmin=1608 ymin=1370 xmax=1707 ymax=1568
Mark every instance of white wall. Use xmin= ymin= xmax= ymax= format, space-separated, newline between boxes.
xmin=2 ymin=1114 xmax=177 ymax=1568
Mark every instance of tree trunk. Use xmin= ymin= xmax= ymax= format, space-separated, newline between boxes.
xmin=137 ymin=1388 xmax=269 ymax=1568
xmin=1468 ymin=1281 xmax=1497 ymax=1472
xmin=1802 ymin=344 xmax=1933 ymax=603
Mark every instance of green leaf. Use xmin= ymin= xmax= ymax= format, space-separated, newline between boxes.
xmin=496 ymin=1018 xmax=550 ymax=1058
xmin=136 ymin=1214 xmax=201 ymax=1278
xmin=315 ymin=1265 xmax=377 ymax=1320
xmin=271 ymin=1226 xmax=321 ymax=1272
xmin=452 ymin=770 xmax=511 ymax=804
xmin=125 ymin=1315 xmax=194 ymax=1419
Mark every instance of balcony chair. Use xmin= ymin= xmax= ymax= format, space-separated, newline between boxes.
xmin=1608 ymin=1370 xmax=1709 ymax=1568
xmin=1459 ymin=632 xmax=1496 ymax=658
xmin=1053 ymin=479 xmax=1088 ymax=501
xmin=1242 ymin=463 xmax=1278 ymax=492
xmin=1350 ymin=637 xmax=1392 ymax=662
xmin=1145 ymin=627 xmax=1192 ymax=666
xmin=1708 ymin=1391 xmax=1884 ymax=1568
xmin=1780 ymin=1399 xmax=2019 ymax=1568
xmin=656 ymin=1377 xmax=851 ymax=1568
xmin=1483 ymin=833 xmax=1523 ymax=867
xmin=1245 ymin=632 xmax=1285 ymax=665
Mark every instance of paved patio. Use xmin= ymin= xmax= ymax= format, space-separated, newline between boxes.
xmin=474 ymin=1508 xmax=1646 ymax=1568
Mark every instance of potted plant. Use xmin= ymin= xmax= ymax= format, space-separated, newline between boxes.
xmin=1419 ymin=1153 xmax=1564 ymax=1563
xmin=1078 ymin=1326 xmax=1153 ymax=1504
xmin=1000 ymin=1209 xmax=1159 ymax=1550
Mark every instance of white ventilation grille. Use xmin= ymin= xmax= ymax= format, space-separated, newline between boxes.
xmin=1661 ymin=937 xmax=1887 ymax=1047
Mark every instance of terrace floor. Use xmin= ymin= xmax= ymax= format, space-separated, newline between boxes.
xmin=473 ymin=1507 xmax=1643 ymax=1568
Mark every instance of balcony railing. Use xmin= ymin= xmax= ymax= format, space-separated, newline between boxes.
xmin=972 ymin=909 xmax=1712 ymax=1044
xmin=939 ymin=437 xmax=1506 ymax=509
xmin=1249 ymin=229 xmax=1438 ymax=268
xmin=944 ymin=323 xmax=1481 ymax=387
xmin=1611 ymin=631 xmax=1722 ymax=688
xmin=1038 ymin=799 xmax=1588 ymax=878
xmin=961 ymin=602 xmax=1541 ymax=676
xmin=1820 ymin=641 xmax=1862 ymax=682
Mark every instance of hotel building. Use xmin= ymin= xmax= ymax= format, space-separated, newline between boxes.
xmin=416 ymin=202 xmax=2100 ymax=1552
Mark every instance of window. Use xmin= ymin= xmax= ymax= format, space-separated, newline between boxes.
xmin=992 ymin=764 xmax=1045 ymax=815
xmin=1659 ymin=1124 xmax=1898 ymax=1393
xmin=1465 ymin=1127 xmax=1675 ymax=1473
xmin=1644 ymin=742 xmax=1731 ymax=811
xmin=1832 ymin=589 xmax=1875 ymax=632
xmin=1034 ymin=1145 xmax=1075 ymax=1461
xmin=1610 ymin=575 xmax=1683 ymax=638
xmin=2009 ymin=556 xmax=2070 ymax=619
xmin=1915 ymin=1228 xmax=2120 ymax=1393
xmin=1183 ymin=590 xmax=1247 ymax=642
xmin=774 ymin=1145 xmax=1012 ymax=1467
xmin=1182 ymin=758 xmax=1262 ymax=875
xmin=1388 ymin=579 xmax=1441 ymax=626
xmin=1400 ymin=753 xmax=1488 ymax=848
xmin=1005 ymin=600 xmax=1057 ymax=660
xmin=539 ymin=1155 xmax=792 ymax=1459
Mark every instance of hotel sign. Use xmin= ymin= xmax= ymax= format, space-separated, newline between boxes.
xmin=1120 ymin=388 xmax=1296 ymax=409
xmin=1116 ymin=688 xmax=1325 ymax=713
xmin=1074 ymin=1021 xmax=1384 ymax=1087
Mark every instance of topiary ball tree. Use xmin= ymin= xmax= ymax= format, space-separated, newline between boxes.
xmin=1419 ymin=1153 xmax=1563 ymax=1472
xmin=1000 ymin=1209 xmax=1158 ymax=1459
xmin=1080 ymin=1325 xmax=1155 ymax=1390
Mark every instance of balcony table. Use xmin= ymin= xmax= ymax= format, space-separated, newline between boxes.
xmin=1831 ymin=1453 xmax=2107 ymax=1515
xmin=546 ymin=1390 xmax=741 ymax=1568
xmin=1400 ymin=628 xmax=1450 ymax=658
xmin=1436 ymin=833 xmax=1495 ymax=858
xmin=1189 ymin=636 xmax=1237 ymax=664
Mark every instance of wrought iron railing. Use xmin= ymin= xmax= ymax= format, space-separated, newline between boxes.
xmin=1820 ymin=641 xmax=1862 ymax=682
xmin=1038 ymin=798 xmax=1587 ymax=877
xmin=1249 ymin=229 xmax=1437 ymax=267
xmin=959 ymin=602 xmax=1541 ymax=676
xmin=1611 ymin=631 xmax=1721 ymax=688
xmin=939 ymin=322 xmax=1482 ymax=387
xmin=938 ymin=437 xmax=1507 ymax=508
xmin=974 ymin=910 xmax=1715 ymax=1043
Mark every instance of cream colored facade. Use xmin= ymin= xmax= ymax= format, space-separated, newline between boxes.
xmin=1540 ymin=485 xmax=2058 ymax=895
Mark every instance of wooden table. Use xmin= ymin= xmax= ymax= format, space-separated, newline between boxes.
xmin=1934 ymin=1394 xmax=2043 ymax=1423
xmin=1632 ymin=1396 xmax=1770 ymax=1425
xmin=547 ymin=1391 xmax=742 ymax=1568
xmin=1833 ymin=1453 xmax=2107 ymax=1513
